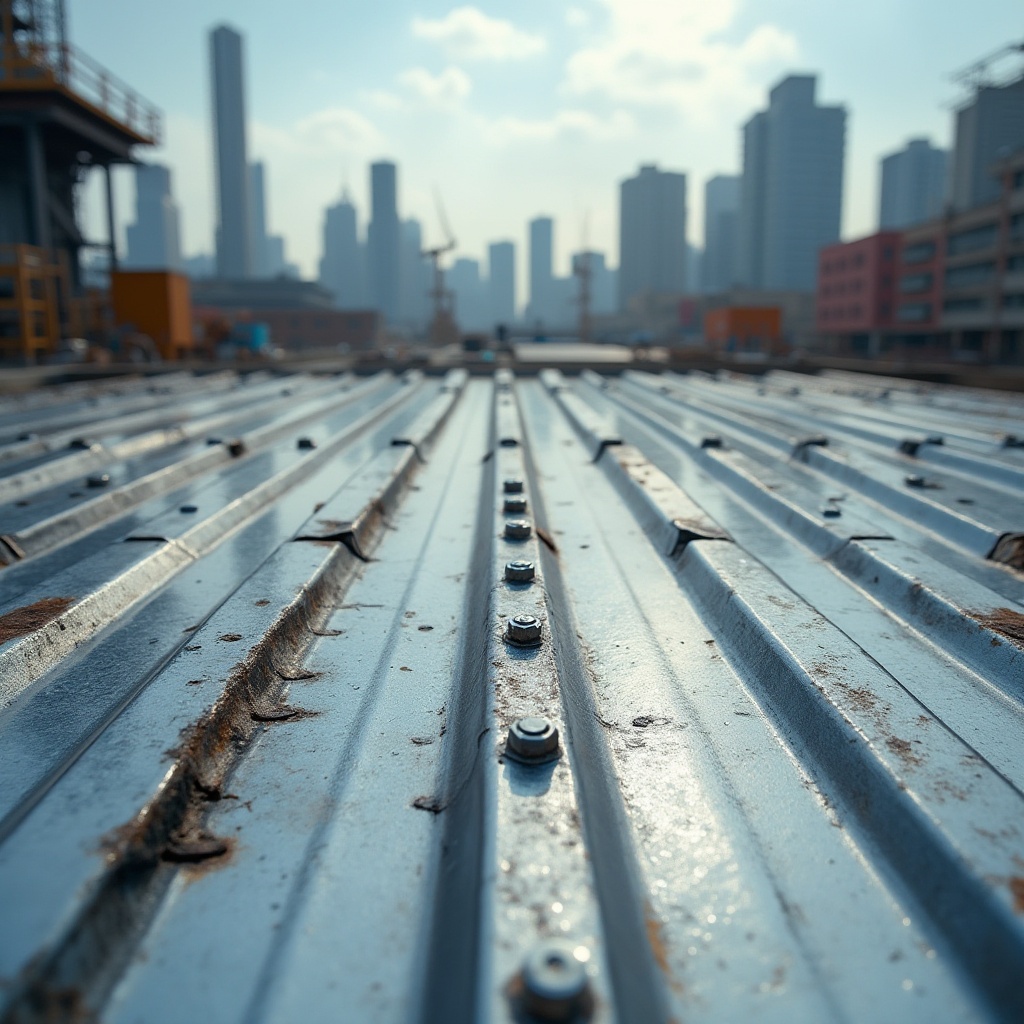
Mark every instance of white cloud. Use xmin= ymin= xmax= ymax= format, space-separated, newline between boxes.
xmin=565 ymin=7 xmax=591 ymax=29
xmin=564 ymin=0 xmax=798 ymax=118
xmin=398 ymin=66 xmax=472 ymax=109
xmin=412 ymin=6 xmax=546 ymax=61
xmin=480 ymin=109 xmax=635 ymax=146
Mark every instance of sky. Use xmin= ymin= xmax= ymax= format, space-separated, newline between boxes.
xmin=76 ymin=0 xmax=1024 ymax=290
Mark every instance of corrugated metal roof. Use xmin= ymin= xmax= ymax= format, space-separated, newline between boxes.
xmin=1 ymin=366 xmax=1023 ymax=1023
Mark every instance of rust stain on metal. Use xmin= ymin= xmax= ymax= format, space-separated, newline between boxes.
xmin=967 ymin=607 xmax=1024 ymax=649
xmin=645 ymin=904 xmax=683 ymax=994
xmin=218 ymin=633 xmax=244 ymax=643
xmin=412 ymin=795 xmax=446 ymax=814
xmin=162 ymin=833 xmax=232 ymax=864
xmin=535 ymin=525 xmax=559 ymax=554
xmin=0 ymin=596 xmax=76 ymax=644
xmin=1010 ymin=877 xmax=1024 ymax=913
xmin=886 ymin=736 xmax=923 ymax=768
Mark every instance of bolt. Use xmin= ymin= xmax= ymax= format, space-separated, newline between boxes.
xmin=503 ymin=478 xmax=524 ymax=494
xmin=905 ymin=474 xmax=926 ymax=488
xmin=68 ymin=437 xmax=91 ymax=450
xmin=86 ymin=473 xmax=110 ymax=488
xmin=504 ymin=496 xmax=528 ymax=514
xmin=505 ymin=519 xmax=532 ymax=541
xmin=499 ymin=437 xmax=519 ymax=448
xmin=506 ymin=613 xmax=542 ymax=646
xmin=206 ymin=436 xmax=223 ymax=445
xmin=504 ymin=559 xmax=536 ymax=583
xmin=700 ymin=436 xmax=723 ymax=449
xmin=297 ymin=437 xmax=317 ymax=450
xmin=180 ymin=504 xmax=198 ymax=514
xmin=520 ymin=940 xmax=592 ymax=1021
xmin=821 ymin=506 xmax=841 ymax=518
xmin=506 ymin=716 xmax=559 ymax=763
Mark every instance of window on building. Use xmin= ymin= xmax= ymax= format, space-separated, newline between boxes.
xmin=897 ymin=303 xmax=931 ymax=322
xmin=900 ymin=273 xmax=932 ymax=293
xmin=1004 ymin=294 xmax=1024 ymax=309
xmin=943 ymin=297 xmax=986 ymax=313
xmin=945 ymin=263 xmax=995 ymax=289
xmin=903 ymin=242 xmax=935 ymax=264
xmin=1007 ymin=254 xmax=1024 ymax=272
xmin=947 ymin=224 xmax=998 ymax=256
xmin=1011 ymin=213 xmax=1024 ymax=242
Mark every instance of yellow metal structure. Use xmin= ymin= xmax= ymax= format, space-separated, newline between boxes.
xmin=0 ymin=244 xmax=64 ymax=363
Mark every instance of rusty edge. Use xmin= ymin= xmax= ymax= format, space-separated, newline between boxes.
xmin=0 ymin=445 xmax=428 ymax=1020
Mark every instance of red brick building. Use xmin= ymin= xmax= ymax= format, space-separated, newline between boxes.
xmin=816 ymin=232 xmax=901 ymax=355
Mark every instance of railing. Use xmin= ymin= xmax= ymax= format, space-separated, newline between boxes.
xmin=0 ymin=40 xmax=162 ymax=144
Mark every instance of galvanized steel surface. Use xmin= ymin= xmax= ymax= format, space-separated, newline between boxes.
xmin=0 ymin=367 xmax=1023 ymax=1023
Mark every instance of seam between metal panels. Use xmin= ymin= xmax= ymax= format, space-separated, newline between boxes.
xmin=517 ymin=379 xmax=672 ymax=1024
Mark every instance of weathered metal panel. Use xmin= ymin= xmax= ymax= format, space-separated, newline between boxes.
xmin=1 ymin=367 xmax=1023 ymax=1023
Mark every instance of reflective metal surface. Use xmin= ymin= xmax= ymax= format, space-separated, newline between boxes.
xmin=0 ymin=367 xmax=1022 ymax=1023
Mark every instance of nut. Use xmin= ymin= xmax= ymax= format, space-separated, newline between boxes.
xmin=821 ymin=505 xmax=841 ymax=518
xmin=506 ymin=613 xmax=542 ymax=646
xmin=504 ymin=496 xmax=528 ymax=514
xmin=503 ymin=478 xmax=524 ymax=494
xmin=180 ymin=504 xmax=198 ymax=514
xmin=86 ymin=473 xmax=110 ymax=488
xmin=700 ymin=436 xmax=723 ymax=449
xmin=297 ymin=437 xmax=317 ymax=450
xmin=904 ymin=474 xmax=926 ymax=488
xmin=504 ymin=519 xmax=532 ymax=541
xmin=504 ymin=560 xmax=536 ymax=583
xmin=506 ymin=716 xmax=559 ymax=763
xmin=520 ymin=940 xmax=592 ymax=1021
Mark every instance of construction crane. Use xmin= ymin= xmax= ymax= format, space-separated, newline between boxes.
xmin=421 ymin=192 xmax=459 ymax=347
xmin=950 ymin=40 xmax=1024 ymax=100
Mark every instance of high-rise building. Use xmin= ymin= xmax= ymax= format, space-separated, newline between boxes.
xmin=738 ymin=75 xmax=846 ymax=291
xmin=618 ymin=164 xmax=688 ymax=311
xmin=367 ymin=161 xmax=401 ymax=321
xmin=449 ymin=257 xmax=487 ymax=330
xmin=210 ymin=25 xmax=253 ymax=278
xmin=249 ymin=161 xmax=269 ymax=276
xmin=124 ymin=164 xmax=182 ymax=270
xmin=399 ymin=218 xmax=429 ymax=326
xmin=879 ymin=139 xmax=948 ymax=229
xmin=702 ymin=175 xmax=739 ymax=293
xmin=488 ymin=241 xmax=515 ymax=325
xmin=319 ymin=191 xmax=365 ymax=308
xmin=571 ymin=250 xmax=616 ymax=315
xmin=950 ymin=75 xmax=1024 ymax=213
xmin=528 ymin=216 xmax=554 ymax=322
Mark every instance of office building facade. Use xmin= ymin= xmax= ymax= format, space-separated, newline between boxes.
xmin=367 ymin=161 xmax=400 ymax=322
xmin=528 ymin=216 xmax=554 ymax=322
xmin=488 ymin=241 xmax=515 ymax=325
xmin=124 ymin=163 xmax=182 ymax=271
xmin=879 ymin=139 xmax=948 ymax=229
xmin=702 ymin=175 xmax=740 ymax=293
xmin=738 ymin=76 xmax=846 ymax=291
xmin=618 ymin=164 xmax=687 ymax=310
xmin=319 ymin=191 xmax=365 ymax=308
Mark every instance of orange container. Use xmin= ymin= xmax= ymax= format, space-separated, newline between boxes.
xmin=110 ymin=270 xmax=193 ymax=360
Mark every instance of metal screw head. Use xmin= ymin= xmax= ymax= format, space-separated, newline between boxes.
xmin=504 ymin=496 xmax=528 ymax=514
xmin=701 ymin=435 xmax=723 ymax=449
xmin=520 ymin=940 xmax=592 ymax=1021
xmin=297 ymin=437 xmax=317 ymax=450
xmin=504 ymin=559 xmax=536 ymax=583
xmin=505 ymin=519 xmax=532 ymax=541
xmin=506 ymin=613 xmax=543 ymax=646
xmin=905 ymin=474 xmax=926 ymax=488
xmin=821 ymin=505 xmax=841 ymax=518
xmin=68 ymin=437 xmax=92 ymax=450
xmin=506 ymin=716 xmax=559 ymax=763
xmin=206 ymin=436 xmax=223 ymax=446
xmin=503 ymin=478 xmax=524 ymax=494
xmin=86 ymin=473 xmax=110 ymax=488
xmin=499 ymin=437 xmax=519 ymax=448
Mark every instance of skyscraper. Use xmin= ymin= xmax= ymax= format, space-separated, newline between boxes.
xmin=488 ymin=241 xmax=515 ymax=325
xmin=528 ymin=216 xmax=554 ymax=322
xmin=618 ymin=164 xmax=687 ymax=311
xmin=249 ymin=161 xmax=269 ymax=276
xmin=210 ymin=25 xmax=253 ymax=278
xmin=572 ymin=250 xmax=616 ymax=314
xmin=950 ymin=75 xmax=1024 ymax=212
xmin=879 ymin=139 xmax=948 ymax=229
xmin=738 ymin=75 xmax=846 ymax=291
xmin=399 ymin=218 xmax=429 ymax=326
xmin=124 ymin=164 xmax=181 ymax=270
xmin=449 ymin=257 xmax=487 ymax=330
xmin=702 ymin=175 xmax=740 ymax=293
xmin=367 ymin=161 xmax=401 ymax=321
xmin=319 ymin=190 xmax=365 ymax=307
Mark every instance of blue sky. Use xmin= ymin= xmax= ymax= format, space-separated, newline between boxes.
xmin=76 ymin=1 xmax=1024 ymax=286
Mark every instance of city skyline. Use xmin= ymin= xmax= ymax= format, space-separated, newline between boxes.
xmin=76 ymin=1 xmax=1022 ymax=284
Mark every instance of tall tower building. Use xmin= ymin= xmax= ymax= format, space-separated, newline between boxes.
xmin=449 ymin=257 xmax=486 ymax=330
xmin=125 ymin=164 xmax=182 ymax=270
xmin=528 ymin=216 xmax=554 ymax=321
xmin=210 ymin=24 xmax=253 ymax=278
xmin=249 ymin=161 xmax=269 ymax=276
xmin=319 ymin=190 xmax=365 ymax=307
xmin=738 ymin=75 xmax=846 ymax=291
xmin=617 ymin=164 xmax=687 ymax=311
xmin=702 ymin=175 xmax=739 ymax=293
xmin=367 ymin=161 xmax=400 ymax=321
xmin=950 ymin=75 xmax=1024 ymax=212
xmin=399 ymin=218 xmax=429 ymax=326
xmin=488 ymin=241 xmax=515 ymax=325
xmin=879 ymin=139 xmax=948 ymax=229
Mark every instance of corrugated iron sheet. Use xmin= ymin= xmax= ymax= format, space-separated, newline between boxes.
xmin=1 ymin=366 xmax=1023 ymax=1023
